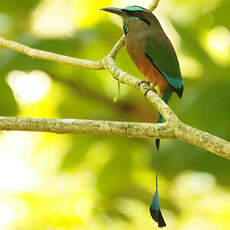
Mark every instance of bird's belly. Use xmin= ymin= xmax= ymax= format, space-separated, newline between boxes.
xmin=135 ymin=54 xmax=169 ymax=94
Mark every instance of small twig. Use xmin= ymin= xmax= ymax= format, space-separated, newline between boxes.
xmin=149 ymin=0 xmax=161 ymax=12
xmin=107 ymin=36 xmax=126 ymax=59
xmin=113 ymin=80 xmax=121 ymax=103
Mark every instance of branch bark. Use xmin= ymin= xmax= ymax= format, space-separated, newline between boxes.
xmin=149 ymin=0 xmax=161 ymax=11
xmin=0 ymin=117 xmax=229 ymax=160
xmin=0 ymin=36 xmax=104 ymax=70
xmin=0 ymin=117 xmax=174 ymax=139
xmin=0 ymin=0 xmax=230 ymax=160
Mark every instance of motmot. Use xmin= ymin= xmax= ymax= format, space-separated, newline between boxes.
xmin=101 ymin=5 xmax=183 ymax=227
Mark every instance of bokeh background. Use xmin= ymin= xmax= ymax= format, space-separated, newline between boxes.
xmin=0 ymin=0 xmax=230 ymax=229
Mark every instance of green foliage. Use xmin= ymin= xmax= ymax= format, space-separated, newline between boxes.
xmin=0 ymin=80 xmax=18 ymax=115
xmin=0 ymin=0 xmax=40 ymax=15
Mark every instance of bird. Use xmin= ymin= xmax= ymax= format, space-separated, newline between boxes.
xmin=101 ymin=5 xmax=183 ymax=227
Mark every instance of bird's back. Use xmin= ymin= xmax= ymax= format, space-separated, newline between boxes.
xmin=125 ymin=14 xmax=183 ymax=96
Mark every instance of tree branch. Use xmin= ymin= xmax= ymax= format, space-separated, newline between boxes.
xmin=107 ymin=35 xmax=126 ymax=59
xmin=0 ymin=0 xmax=230 ymax=161
xmin=0 ymin=117 xmax=229 ymax=160
xmin=0 ymin=36 xmax=104 ymax=70
xmin=176 ymin=123 xmax=230 ymax=160
xmin=102 ymin=57 xmax=179 ymax=123
xmin=0 ymin=117 xmax=174 ymax=139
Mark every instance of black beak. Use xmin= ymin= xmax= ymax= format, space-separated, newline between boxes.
xmin=100 ymin=7 xmax=125 ymax=17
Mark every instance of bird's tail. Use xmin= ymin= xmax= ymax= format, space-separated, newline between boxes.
xmin=156 ymin=87 xmax=173 ymax=149
xmin=150 ymin=87 xmax=172 ymax=228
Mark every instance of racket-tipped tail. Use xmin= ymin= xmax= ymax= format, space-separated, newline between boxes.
xmin=150 ymin=190 xmax=166 ymax=228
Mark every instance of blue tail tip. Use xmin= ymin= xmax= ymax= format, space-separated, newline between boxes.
xmin=150 ymin=191 xmax=166 ymax=227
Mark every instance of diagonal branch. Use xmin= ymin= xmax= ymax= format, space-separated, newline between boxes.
xmin=0 ymin=36 xmax=104 ymax=70
xmin=176 ymin=123 xmax=230 ymax=160
xmin=102 ymin=56 xmax=179 ymax=123
xmin=107 ymin=35 xmax=126 ymax=59
xmin=149 ymin=0 xmax=161 ymax=12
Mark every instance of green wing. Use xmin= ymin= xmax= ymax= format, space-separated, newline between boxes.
xmin=144 ymin=36 xmax=183 ymax=90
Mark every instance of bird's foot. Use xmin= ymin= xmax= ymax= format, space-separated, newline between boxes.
xmin=138 ymin=80 xmax=150 ymax=88
xmin=138 ymin=80 xmax=157 ymax=96
xmin=144 ymin=84 xmax=157 ymax=96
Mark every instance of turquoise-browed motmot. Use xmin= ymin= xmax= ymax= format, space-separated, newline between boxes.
xmin=101 ymin=5 xmax=183 ymax=227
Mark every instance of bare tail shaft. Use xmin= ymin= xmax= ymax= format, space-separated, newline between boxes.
xmin=150 ymin=87 xmax=172 ymax=228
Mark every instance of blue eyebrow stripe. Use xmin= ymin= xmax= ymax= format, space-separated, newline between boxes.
xmin=123 ymin=5 xmax=150 ymax=13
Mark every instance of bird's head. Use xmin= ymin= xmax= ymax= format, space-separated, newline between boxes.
xmin=100 ymin=6 xmax=156 ymax=34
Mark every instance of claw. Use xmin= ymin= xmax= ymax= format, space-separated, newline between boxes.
xmin=144 ymin=84 xmax=157 ymax=96
xmin=138 ymin=80 xmax=150 ymax=87
xmin=138 ymin=80 xmax=157 ymax=96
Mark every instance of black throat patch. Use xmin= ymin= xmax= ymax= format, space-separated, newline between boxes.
xmin=123 ymin=22 xmax=129 ymax=36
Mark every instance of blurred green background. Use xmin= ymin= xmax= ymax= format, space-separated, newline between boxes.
xmin=0 ymin=0 xmax=230 ymax=229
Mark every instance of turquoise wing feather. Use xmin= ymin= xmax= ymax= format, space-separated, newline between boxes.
xmin=144 ymin=36 xmax=183 ymax=91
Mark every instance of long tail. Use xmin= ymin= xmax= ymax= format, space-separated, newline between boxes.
xmin=150 ymin=87 xmax=172 ymax=228
xmin=155 ymin=87 xmax=173 ymax=149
